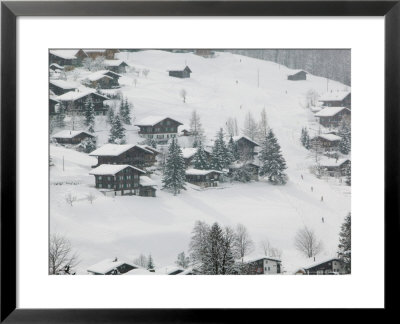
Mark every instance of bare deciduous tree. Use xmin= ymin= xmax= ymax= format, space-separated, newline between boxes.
xmin=65 ymin=192 xmax=77 ymax=206
xmin=142 ymin=68 xmax=150 ymax=78
xmin=133 ymin=254 xmax=148 ymax=268
xmin=225 ymin=117 xmax=239 ymax=137
xmin=260 ymin=239 xmax=282 ymax=259
xmin=86 ymin=193 xmax=96 ymax=204
xmin=49 ymin=234 xmax=79 ymax=275
xmin=294 ymin=226 xmax=323 ymax=258
xmin=234 ymin=223 xmax=254 ymax=262
xmin=180 ymin=89 xmax=187 ymax=103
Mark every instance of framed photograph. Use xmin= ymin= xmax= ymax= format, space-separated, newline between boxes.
xmin=1 ymin=0 xmax=399 ymax=321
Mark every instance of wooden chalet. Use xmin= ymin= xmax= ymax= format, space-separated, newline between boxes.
xmin=319 ymin=91 xmax=351 ymax=109
xmin=49 ymin=50 xmax=79 ymax=66
xmin=296 ymin=257 xmax=345 ymax=275
xmin=310 ymin=134 xmax=342 ymax=152
xmin=89 ymin=164 xmax=157 ymax=197
xmin=49 ymin=80 xmax=77 ymax=96
xmin=315 ymin=106 xmax=351 ymax=128
xmin=168 ymin=66 xmax=192 ymax=78
xmin=89 ymin=144 xmax=158 ymax=169
xmin=49 ymin=96 xmax=60 ymax=115
xmin=87 ymin=258 xmax=139 ymax=275
xmin=181 ymin=147 xmax=211 ymax=168
xmin=319 ymin=158 xmax=351 ymax=177
xmin=103 ymin=60 xmax=129 ymax=73
xmin=228 ymin=162 xmax=260 ymax=181
xmin=56 ymin=90 xmax=109 ymax=115
xmin=83 ymin=70 xmax=121 ymax=89
xmin=243 ymin=255 xmax=282 ymax=275
xmin=232 ymin=136 xmax=260 ymax=160
xmin=52 ymin=130 xmax=95 ymax=145
xmin=180 ymin=129 xmax=192 ymax=137
xmin=135 ymin=116 xmax=183 ymax=143
xmin=185 ymin=169 xmax=222 ymax=188
xmin=288 ymin=70 xmax=307 ymax=81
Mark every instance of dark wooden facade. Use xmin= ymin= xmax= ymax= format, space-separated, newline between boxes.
xmin=234 ymin=136 xmax=259 ymax=160
xmin=320 ymin=93 xmax=351 ymax=109
xmin=59 ymin=92 xmax=108 ymax=115
xmin=168 ymin=66 xmax=192 ymax=78
xmin=53 ymin=131 xmax=94 ymax=145
xmin=136 ymin=118 xmax=183 ymax=143
xmin=317 ymin=109 xmax=351 ymax=128
xmin=303 ymin=258 xmax=344 ymax=275
xmin=86 ymin=76 xmax=119 ymax=89
xmin=194 ymin=49 xmax=214 ymax=58
xmin=321 ymin=159 xmax=351 ymax=177
xmin=92 ymin=166 xmax=143 ymax=194
xmin=105 ymin=61 xmax=128 ymax=73
xmin=91 ymin=146 xmax=157 ymax=169
xmin=185 ymin=170 xmax=221 ymax=188
xmin=49 ymin=82 xmax=76 ymax=96
xmin=49 ymin=97 xmax=59 ymax=115
xmin=49 ymin=52 xmax=77 ymax=66
xmin=245 ymin=257 xmax=282 ymax=275
xmin=139 ymin=185 xmax=157 ymax=197
xmin=310 ymin=135 xmax=341 ymax=152
xmin=288 ymin=70 xmax=307 ymax=81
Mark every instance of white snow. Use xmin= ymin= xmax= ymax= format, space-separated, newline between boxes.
xmin=319 ymin=157 xmax=350 ymax=167
xmin=89 ymin=144 xmax=154 ymax=157
xmin=50 ymin=49 xmax=79 ymax=60
xmin=315 ymin=106 xmax=350 ymax=117
xmin=124 ymin=268 xmax=156 ymax=275
xmin=87 ymin=258 xmax=138 ymax=274
xmin=185 ymin=169 xmax=222 ymax=176
xmin=49 ymin=79 xmax=78 ymax=90
xmin=319 ymin=91 xmax=350 ymax=102
xmin=52 ymin=130 xmax=93 ymax=139
xmin=103 ymin=60 xmax=128 ymax=67
xmin=232 ymin=135 xmax=260 ymax=146
xmin=140 ymin=176 xmax=157 ymax=187
xmin=155 ymin=265 xmax=184 ymax=275
xmin=56 ymin=89 xmax=101 ymax=101
xmin=181 ymin=147 xmax=198 ymax=159
xmin=313 ymin=134 xmax=342 ymax=142
xmin=134 ymin=116 xmax=182 ymax=127
xmin=89 ymin=164 xmax=145 ymax=176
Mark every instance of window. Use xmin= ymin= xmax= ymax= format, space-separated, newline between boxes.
xmin=108 ymin=176 xmax=111 ymax=181
xmin=119 ymin=176 xmax=123 ymax=180
xmin=98 ymin=176 xmax=102 ymax=180
xmin=98 ymin=184 xmax=102 ymax=188
xmin=108 ymin=184 xmax=112 ymax=189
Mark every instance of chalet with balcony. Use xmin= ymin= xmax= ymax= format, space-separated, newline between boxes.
xmin=135 ymin=116 xmax=183 ymax=143
xmin=295 ymin=257 xmax=345 ymax=275
xmin=89 ymin=143 xmax=157 ymax=169
xmin=243 ymin=255 xmax=282 ymax=275
xmin=319 ymin=91 xmax=351 ymax=109
xmin=288 ymin=70 xmax=307 ymax=81
xmin=185 ymin=169 xmax=222 ymax=188
xmin=319 ymin=158 xmax=351 ymax=177
xmin=315 ymin=106 xmax=351 ymax=128
xmin=49 ymin=96 xmax=60 ymax=115
xmin=168 ymin=66 xmax=192 ymax=78
xmin=52 ymin=130 xmax=95 ymax=145
xmin=232 ymin=135 xmax=260 ymax=160
xmin=56 ymin=89 xmax=109 ymax=115
xmin=310 ymin=133 xmax=342 ymax=152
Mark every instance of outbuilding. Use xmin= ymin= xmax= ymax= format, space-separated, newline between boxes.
xmin=185 ymin=169 xmax=222 ymax=188
xmin=52 ymin=130 xmax=95 ymax=145
xmin=168 ymin=66 xmax=192 ymax=78
xmin=288 ymin=70 xmax=307 ymax=81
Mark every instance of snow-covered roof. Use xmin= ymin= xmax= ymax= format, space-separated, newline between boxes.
xmin=232 ymin=135 xmax=260 ymax=146
xmin=185 ymin=169 xmax=222 ymax=176
xmin=319 ymin=158 xmax=350 ymax=168
xmin=230 ymin=161 xmax=260 ymax=169
xmin=84 ymin=49 xmax=107 ymax=53
xmin=313 ymin=134 xmax=342 ymax=142
xmin=135 ymin=116 xmax=183 ymax=127
xmin=56 ymin=89 xmax=108 ymax=102
xmin=90 ymin=144 xmax=154 ymax=157
xmin=136 ymin=144 xmax=159 ymax=154
xmin=124 ymin=268 xmax=156 ymax=275
xmin=49 ymin=63 xmax=64 ymax=69
xmin=167 ymin=65 xmax=192 ymax=72
xmin=242 ymin=254 xmax=281 ymax=264
xmin=140 ymin=176 xmax=157 ymax=187
xmin=155 ymin=265 xmax=185 ymax=275
xmin=103 ymin=60 xmax=128 ymax=67
xmin=50 ymin=49 xmax=79 ymax=60
xmin=319 ymin=91 xmax=350 ymax=102
xmin=49 ymin=79 xmax=77 ymax=90
xmin=93 ymin=69 xmax=122 ymax=78
xmin=181 ymin=147 xmax=198 ymax=159
xmin=299 ymin=257 xmax=341 ymax=271
xmin=89 ymin=164 xmax=146 ymax=176
xmin=314 ymin=106 xmax=350 ymax=117
xmin=289 ymin=69 xmax=308 ymax=75
xmin=86 ymin=72 xmax=113 ymax=82
xmin=87 ymin=258 xmax=138 ymax=274
xmin=52 ymin=130 xmax=94 ymax=139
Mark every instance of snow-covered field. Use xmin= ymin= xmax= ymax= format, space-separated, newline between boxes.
xmin=50 ymin=50 xmax=350 ymax=274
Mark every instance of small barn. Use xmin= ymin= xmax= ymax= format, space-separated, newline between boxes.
xmin=168 ymin=66 xmax=192 ymax=78
xmin=310 ymin=134 xmax=342 ymax=152
xmin=89 ymin=164 xmax=147 ymax=196
xmin=185 ymin=169 xmax=222 ymax=188
xmin=87 ymin=258 xmax=139 ymax=275
xmin=232 ymin=135 xmax=260 ymax=160
xmin=103 ymin=60 xmax=129 ymax=73
xmin=319 ymin=91 xmax=351 ymax=109
xmin=296 ymin=257 xmax=345 ymax=275
xmin=139 ymin=176 xmax=157 ymax=197
xmin=288 ymin=70 xmax=307 ymax=81
xmin=56 ymin=90 xmax=109 ymax=115
xmin=89 ymin=143 xmax=158 ymax=168
xmin=315 ymin=106 xmax=351 ymax=128
xmin=135 ymin=116 xmax=183 ymax=143
xmin=243 ymin=255 xmax=282 ymax=275
xmin=49 ymin=80 xmax=77 ymax=96
xmin=319 ymin=158 xmax=351 ymax=177
xmin=52 ymin=130 xmax=95 ymax=145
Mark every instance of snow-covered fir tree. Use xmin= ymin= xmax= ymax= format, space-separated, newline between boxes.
xmin=300 ymin=127 xmax=311 ymax=149
xmin=231 ymin=164 xmax=253 ymax=183
xmin=84 ymin=97 xmax=95 ymax=133
xmin=227 ymin=136 xmax=239 ymax=162
xmin=338 ymin=213 xmax=351 ymax=273
xmin=107 ymin=106 xmax=115 ymax=125
xmin=338 ymin=120 xmax=351 ymax=154
xmin=257 ymin=107 xmax=269 ymax=143
xmin=259 ymin=129 xmax=288 ymax=184
xmin=210 ymin=128 xmax=231 ymax=171
xmin=147 ymin=254 xmax=155 ymax=270
xmin=192 ymin=141 xmax=210 ymax=170
xmin=77 ymin=137 xmax=96 ymax=153
xmin=345 ymin=161 xmax=351 ymax=185
xmin=189 ymin=110 xmax=204 ymax=147
xmin=162 ymin=138 xmax=186 ymax=195
xmin=108 ymin=114 xmax=126 ymax=144
xmin=119 ymin=97 xmax=132 ymax=125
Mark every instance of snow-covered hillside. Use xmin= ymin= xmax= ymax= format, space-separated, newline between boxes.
xmin=50 ymin=50 xmax=351 ymax=274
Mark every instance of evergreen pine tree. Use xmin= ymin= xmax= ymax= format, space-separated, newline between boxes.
xmin=338 ymin=213 xmax=351 ymax=273
xmin=162 ymin=139 xmax=186 ymax=195
xmin=119 ymin=97 xmax=132 ymax=125
xmin=108 ymin=114 xmax=126 ymax=144
xmin=78 ymin=137 xmax=97 ymax=153
xmin=259 ymin=129 xmax=288 ymax=184
xmin=204 ymin=222 xmax=225 ymax=275
xmin=211 ymin=129 xmax=231 ymax=171
xmin=338 ymin=120 xmax=351 ymax=154
xmin=147 ymin=254 xmax=155 ymax=270
xmin=84 ymin=97 xmax=95 ymax=133
xmin=345 ymin=161 xmax=351 ymax=185
xmin=192 ymin=141 xmax=210 ymax=170
xmin=227 ymin=136 xmax=239 ymax=162
xmin=300 ymin=127 xmax=311 ymax=149
xmin=107 ymin=106 xmax=115 ymax=125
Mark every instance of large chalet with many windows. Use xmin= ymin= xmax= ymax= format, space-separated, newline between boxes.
xmin=243 ymin=255 xmax=282 ymax=275
xmin=89 ymin=144 xmax=158 ymax=169
xmin=315 ymin=106 xmax=351 ymax=128
xmin=135 ymin=116 xmax=183 ymax=143
xmin=295 ymin=257 xmax=345 ymax=275
xmin=89 ymin=164 xmax=157 ymax=197
xmin=319 ymin=91 xmax=351 ymax=109
xmin=56 ymin=89 xmax=109 ymax=115
xmin=310 ymin=133 xmax=342 ymax=152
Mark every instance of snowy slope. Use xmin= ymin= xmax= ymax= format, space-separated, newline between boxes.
xmin=50 ymin=50 xmax=351 ymax=274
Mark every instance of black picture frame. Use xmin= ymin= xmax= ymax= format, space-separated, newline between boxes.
xmin=1 ymin=0 xmax=399 ymax=322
